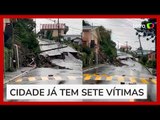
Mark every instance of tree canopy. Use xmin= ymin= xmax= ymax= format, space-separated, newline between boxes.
xmin=13 ymin=19 xmax=39 ymax=53
xmin=98 ymin=26 xmax=117 ymax=59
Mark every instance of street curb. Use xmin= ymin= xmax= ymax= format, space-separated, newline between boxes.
xmin=143 ymin=66 xmax=156 ymax=78
xmin=144 ymin=66 xmax=152 ymax=74
xmin=135 ymin=61 xmax=156 ymax=77
xmin=4 ymin=67 xmax=36 ymax=85
xmin=140 ymin=63 xmax=153 ymax=75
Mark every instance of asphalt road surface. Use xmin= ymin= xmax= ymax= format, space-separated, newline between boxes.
xmin=83 ymin=52 xmax=156 ymax=101
xmin=4 ymin=49 xmax=156 ymax=102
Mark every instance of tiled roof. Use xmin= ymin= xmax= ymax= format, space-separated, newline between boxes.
xmin=41 ymin=23 xmax=66 ymax=30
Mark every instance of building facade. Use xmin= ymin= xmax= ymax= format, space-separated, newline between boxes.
xmin=148 ymin=51 xmax=156 ymax=61
xmin=82 ymin=26 xmax=100 ymax=53
xmin=40 ymin=23 xmax=68 ymax=38
xmin=62 ymin=34 xmax=81 ymax=41
xmin=3 ymin=19 xmax=10 ymax=32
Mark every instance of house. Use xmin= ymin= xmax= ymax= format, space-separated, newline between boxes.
xmin=4 ymin=19 xmax=12 ymax=42
xmin=120 ymin=45 xmax=132 ymax=52
xmin=71 ymin=37 xmax=82 ymax=45
xmin=82 ymin=25 xmax=100 ymax=54
xmin=62 ymin=34 xmax=81 ymax=41
xmin=62 ymin=34 xmax=82 ymax=45
xmin=40 ymin=23 xmax=69 ymax=38
xmin=133 ymin=49 xmax=153 ymax=58
xmin=148 ymin=51 xmax=156 ymax=61
xmin=4 ymin=19 xmax=10 ymax=32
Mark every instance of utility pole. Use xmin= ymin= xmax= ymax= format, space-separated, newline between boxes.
xmin=91 ymin=23 xmax=93 ymax=40
xmin=91 ymin=23 xmax=98 ymax=73
xmin=57 ymin=18 xmax=60 ymax=43
xmin=57 ymin=18 xmax=61 ymax=51
xmin=138 ymin=35 xmax=143 ymax=56
xmin=126 ymin=41 xmax=128 ymax=52
xmin=96 ymin=49 xmax=98 ymax=67
xmin=35 ymin=19 xmax=36 ymax=34
xmin=11 ymin=19 xmax=16 ymax=70
xmin=11 ymin=20 xmax=14 ymax=50
xmin=118 ymin=41 xmax=119 ymax=50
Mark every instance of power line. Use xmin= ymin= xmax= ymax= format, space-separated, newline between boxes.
xmin=69 ymin=26 xmax=82 ymax=31
xmin=46 ymin=19 xmax=82 ymax=34
xmin=48 ymin=19 xmax=82 ymax=30
xmin=48 ymin=19 xmax=56 ymax=23
xmin=85 ymin=20 xmax=139 ymax=33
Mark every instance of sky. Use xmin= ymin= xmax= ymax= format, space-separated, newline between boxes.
xmin=35 ymin=18 xmax=155 ymax=51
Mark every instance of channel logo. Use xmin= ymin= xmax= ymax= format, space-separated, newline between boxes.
xmin=142 ymin=22 xmax=155 ymax=29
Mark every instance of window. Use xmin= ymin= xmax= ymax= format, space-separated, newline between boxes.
xmin=90 ymin=40 xmax=95 ymax=48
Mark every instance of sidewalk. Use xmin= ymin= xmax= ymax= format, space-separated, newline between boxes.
xmin=4 ymin=67 xmax=36 ymax=84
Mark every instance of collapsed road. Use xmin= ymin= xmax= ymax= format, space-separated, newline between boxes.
xmin=6 ymin=38 xmax=83 ymax=85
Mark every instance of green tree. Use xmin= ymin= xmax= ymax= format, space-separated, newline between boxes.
xmin=46 ymin=30 xmax=53 ymax=40
xmin=98 ymin=26 xmax=117 ymax=61
xmin=146 ymin=60 xmax=156 ymax=68
xmin=13 ymin=19 xmax=39 ymax=53
xmin=82 ymin=46 xmax=91 ymax=55
xmin=140 ymin=55 xmax=148 ymax=65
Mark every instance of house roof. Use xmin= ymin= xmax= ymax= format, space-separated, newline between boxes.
xmin=148 ymin=51 xmax=156 ymax=54
xmin=120 ymin=45 xmax=132 ymax=48
xmin=62 ymin=34 xmax=81 ymax=38
xmin=135 ymin=50 xmax=153 ymax=55
xmin=83 ymin=26 xmax=98 ymax=30
xmin=40 ymin=23 xmax=66 ymax=30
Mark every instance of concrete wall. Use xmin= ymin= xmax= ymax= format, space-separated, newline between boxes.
xmin=52 ymin=30 xmax=64 ymax=37
xmin=148 ymin=52 xmax=156 ymax=61
xmin=82 ymin=30 xmax=91 ymax=46
xmin=82 ymin=29 xmax=99 ymax=52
